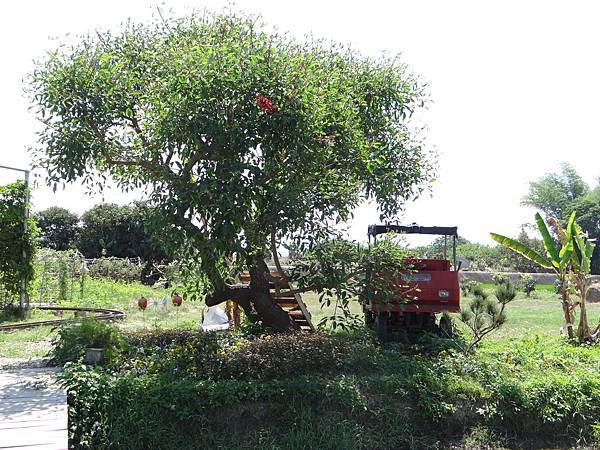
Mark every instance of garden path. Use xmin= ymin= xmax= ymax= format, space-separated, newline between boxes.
xmin=0 ymin=367 xmax=67 ymax=449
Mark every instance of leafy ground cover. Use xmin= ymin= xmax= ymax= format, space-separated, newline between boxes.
xmin=4 ymin=279 xmax=600 ymax=448
xmin=58 ymin=326 xmax=600 ymax=449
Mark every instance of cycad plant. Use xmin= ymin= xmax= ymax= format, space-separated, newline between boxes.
xmin=460 ymin=279 xmax=516 ymax=352
xmin=491 ymin=211 xmax=596 ymax=340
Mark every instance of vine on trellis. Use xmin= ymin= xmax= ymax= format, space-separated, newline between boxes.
xmin=0 ymin=181 xmax=37 ymax=310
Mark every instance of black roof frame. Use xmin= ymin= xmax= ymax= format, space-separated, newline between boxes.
xmin=367 ymin=224 xmax=458 ymax=238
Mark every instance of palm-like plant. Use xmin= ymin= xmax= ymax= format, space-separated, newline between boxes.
xmin=491 ymin=211 xmax=593 ymax=339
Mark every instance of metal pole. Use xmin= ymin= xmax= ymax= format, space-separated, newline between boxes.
xmin=453 ymin=235 xmax=457 ymax=271
xmin=444 ymin=235 xmax=447 ymax=259
xmin=21 ymin=170 xmax=30 ymax=309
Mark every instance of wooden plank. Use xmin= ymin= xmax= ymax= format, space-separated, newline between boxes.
xmin=0 ymin=369 xmax=67 ymax=449
xmin=275 ymin=303 xmax=299 ymax=309
xmin=288 ymin=281 xmax=314 ymax=331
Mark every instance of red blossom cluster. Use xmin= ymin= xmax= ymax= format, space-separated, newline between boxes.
xmin=255 ymin=94 xmax=277 ymax=115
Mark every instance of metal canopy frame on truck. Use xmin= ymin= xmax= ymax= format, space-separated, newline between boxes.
xmin=367 ymin=224 xmax=459 ymax=270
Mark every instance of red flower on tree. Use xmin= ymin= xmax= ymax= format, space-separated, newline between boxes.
xmin=255 ymin=94 xmax=277 ymax=115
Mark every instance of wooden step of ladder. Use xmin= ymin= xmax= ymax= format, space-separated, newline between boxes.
xmin=239 ymin=271 xmax=314 ymax=331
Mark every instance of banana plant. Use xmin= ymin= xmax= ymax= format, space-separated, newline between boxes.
xmin=491 ymin=211 xmax=577 ymax=338
xmin=571 ymin=223 xmax=596 ymax=339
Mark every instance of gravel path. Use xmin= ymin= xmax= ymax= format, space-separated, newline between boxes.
xmin=0 ymin=357 xmax=54 ymax=371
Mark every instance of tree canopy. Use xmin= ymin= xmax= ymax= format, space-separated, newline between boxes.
xmin=523 ymin=163 xmax=599 ymax=274
xmin=35 ymin=206 xmax=79 ymax=251
xmin=522 ymin=163 xmax=589 ymax=219
xmin=29 ymin=11 xmax=435 ymax=329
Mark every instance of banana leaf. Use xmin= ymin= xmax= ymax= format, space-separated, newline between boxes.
xmin=535 ymin=212 xmax=559 ymax=267
xmin=559 ymin=211 xmax=577 ymax=260
xmin=490 ymin=233 xmax=553 ymax=269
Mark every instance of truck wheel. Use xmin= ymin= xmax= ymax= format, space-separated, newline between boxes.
xmin=439 ymin=314 xmax=453 ymax=338
xmin=375 ymin=313 xmax=389 ymax=342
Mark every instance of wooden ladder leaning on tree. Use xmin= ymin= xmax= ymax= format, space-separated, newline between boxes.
xmin=238 ymin=271 xmax=314 ymax=331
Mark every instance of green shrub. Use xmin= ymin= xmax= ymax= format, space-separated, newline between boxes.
xmin=50 ymin=318 xmax=124 ymax=365
xmin=519 ymin=274 xmax=537 ymax=296
xmin=215 ymin=332 xmax=346 ymax=380
xmin=461 ymin=280 xmax=480 ymax=296
xmin=492 ymin=273 xmax=509 ymax=286
xmin=60 ymin=330 xmax=600 ymax=449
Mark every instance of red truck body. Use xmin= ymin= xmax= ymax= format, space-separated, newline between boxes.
xmin=364 ymin=225 xmax=460 ymax=339
xmin=368 ymin=258 xmax=460 ymax=314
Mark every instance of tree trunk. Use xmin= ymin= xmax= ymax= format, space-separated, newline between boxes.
xmin=204 ymin=256 xmax=296 ymax=331
xmin=561 ymin=286 xmax=575 ymax=339
xmin=577 ymin=277 xmax=591 ymax=340
xmin=247 ymin=256 xmax=297 ymax=332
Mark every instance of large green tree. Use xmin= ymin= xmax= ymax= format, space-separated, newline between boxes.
xmin=523 ymin=164 xmax=600 ymax=274
xmin=522 ymin=163 xmax=589 ymax=219
xmin=29 ymin=12 xmax=434 ymax=330
xmin=35 ymin=206 xmax=79 ymax=251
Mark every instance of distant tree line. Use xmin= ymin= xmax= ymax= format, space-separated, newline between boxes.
xmin=413 ymin=163 xmax=599 ymax=274
xmin=34 ymin=202 xmax=172 ymax=281
xmin=413 ymin=230 xmax=548 ymax=273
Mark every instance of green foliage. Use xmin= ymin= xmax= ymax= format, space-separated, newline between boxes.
xmin=460 ymin=280 xmax=516 ymax=352
xmin=571 ymin=186 xmax=600 ymax=273
xmin=0 ymin=181 xmax=37 ymax=307
xmin=290 ymin=235 xmax=413 ymax=329
xmin=522 ymin=162 xmax=589 ymax=219
xmin=490 ymin=232 xmax=552 ymax=269
xmin=60 ymin=331 xmax=600 ymax=449
xmin=414 ymin=236 xmax=502 ymax=271
xmin=460 ymin=280 xmax=480 ymax=296
xmin=492 ymin=273 xmax=509 ymax=286
xmin=522 ymin=163 xmax=600 ymax=274
xmin=76 ymin=202 xmax=169 ymax=264
xmin=86 ymin=257 xmax=143 ymax=283
xmin=29 ymin=10 xmax=434 ymax=320
xmin=493 ymin=211 xmax=597 ymax=340
xmin=499 ymin=229 xmax=549 ymax=273
xmin=34 ymin=206 xmax=79 ymax=250
xmin=519 ymin=274 xmax=537 ymax=296
xmin=216 ymin=333 xmax=345 ymax=380
xmin=50 ymin=318 xmax=124 ymax=365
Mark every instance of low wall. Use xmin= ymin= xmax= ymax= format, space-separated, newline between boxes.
xmin=459 ymin=271 xmax=600 ymax=285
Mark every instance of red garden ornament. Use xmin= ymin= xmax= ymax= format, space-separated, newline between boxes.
xmin=138 ymin=296 xmax=148 ymax=311
xmin=255 ymin=94 xmax=277 ymax=115
xmin=172 ymin=293 xmax=183 ymax=307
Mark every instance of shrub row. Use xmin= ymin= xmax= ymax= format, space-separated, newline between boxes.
xmin=57 ymin=327 xmax=600 ymax=449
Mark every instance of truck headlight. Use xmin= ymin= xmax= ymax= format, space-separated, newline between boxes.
xmin=438 ymin=290 xmax=450 ymax=298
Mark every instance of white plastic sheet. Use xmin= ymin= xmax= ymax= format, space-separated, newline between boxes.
xmin=202 ymin=305 xmax=230 ymax=331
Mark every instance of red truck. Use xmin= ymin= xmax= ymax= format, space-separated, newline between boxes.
xmin=363 ymin=224 xmax=460 ymax=341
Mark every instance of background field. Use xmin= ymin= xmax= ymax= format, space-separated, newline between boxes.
xmin=3 ymin=281 xmax=599 ymax=360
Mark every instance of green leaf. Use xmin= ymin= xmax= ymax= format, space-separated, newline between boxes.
xmin=535 ymin=213 xmax=559 ymax=267
xmin=490 ymin=233 xmax=553 ymax=269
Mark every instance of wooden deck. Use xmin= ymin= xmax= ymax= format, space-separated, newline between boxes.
xmin=0 ymin=368 xmax=67 ymax=449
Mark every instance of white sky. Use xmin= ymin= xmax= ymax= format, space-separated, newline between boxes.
xmin=1 ymin=0 xmax=599 ymax=246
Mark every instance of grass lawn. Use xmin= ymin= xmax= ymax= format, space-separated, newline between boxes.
xmin=303 ymin=284 xmax=600 ymax=341
xmin=2 ymin=281 xmax=600 ymax=360
xmin=0 ymin=278 xmax=204 ymax=359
